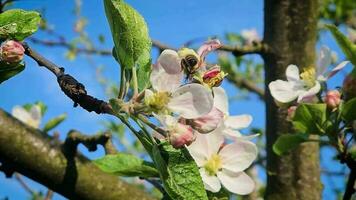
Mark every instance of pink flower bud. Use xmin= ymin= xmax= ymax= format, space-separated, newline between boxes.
xmin=324 ymin=90 xmax=341 ymax=109
xmin=343 ymin=74 xmax=356 ymax=101
xmin=169 ymin=123 xmax=195 ymax=148
xmin=202 ymin=67 xmax=227 ymax=88
xmin=0 ymin=40 xmax=25 ymax=63
xmin=188 ymin=107 xmax=224 ymax=133
xmin=287 ymin=106 xmax=297 ymax=121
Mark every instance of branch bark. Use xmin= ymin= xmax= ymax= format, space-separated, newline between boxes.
xmin=263 ymin=0 xmax=321 ymax=199
xmin=0 ymin=109 xmax=154 ymax=200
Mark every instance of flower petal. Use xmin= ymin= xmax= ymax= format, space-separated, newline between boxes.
xmin=286 ymin=65 xmax=300 ymax=82
xmin=197 ymin=39 xmax=222 ymax=62
xmin=222 ymin=128 xmax=259 ymax=141
xmin=168 ymin=84 xmax=213 ymax=119
xmin=200 ymin=168 xmax=221 ymax=192
xmin=297 ymin=81 xmax=321 ymax=103
xmin=219 ymin=140 xmax=257 ymax=172
xmin=189 ymin=107 xmax=224 ymax=133
xmin=327 ymin=61 xmax=349 ymax=80
xmin=316 ymin=46 xmax=332 ymax=77
xmin=217 ymin=170 xmax=255 ymax=195
xmin=213 ymin=87 xmax=228 ymax=114
xmin=187 ymin=132 xmax=224 ymax=166
xmin=12 ymin=106 xmax=31 ymax=125
xmin=268 ymin=80 xmax=300 ymax=103
xmin=150 ymin=65 xmax=183 ymax=92
xmin=224 ymin=114 xmax=252 ymax=130
xmin=157 ymin=49 xmax=182 ymax=74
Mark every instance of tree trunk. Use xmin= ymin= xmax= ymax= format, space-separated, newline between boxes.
xmin=0 ymin=109 xmax=154 ymax=200
xmin=263 ymin=0 xmax=322 ymax=199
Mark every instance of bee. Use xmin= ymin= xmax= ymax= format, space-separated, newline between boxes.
xmin=178 ymin=48 xmax=200 ymax=76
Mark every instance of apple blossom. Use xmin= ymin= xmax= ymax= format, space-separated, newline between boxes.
xmin=187 ymin=132 xmax=257 ymax=194
xmin=324 ymin=90 xmax=341 ymax=109
xmin=145 ymin=61 xmax=214 ymax=119
xmin=241 ymin=28 xmax=260 ymax=46
xmin=155 ymin=115 xmax=195 ymax=148
xmin=268 ymin=46 xmax=349 ymax=103
xmin=12 ymin=105 xmax=41 ymax=128
xmin=187 ymin=107 xmax=224 ymax=134
xmin=0 ymin=40 xmax=25 ymax=63
xmin=209 ymin=87 xmax=258 ymax=140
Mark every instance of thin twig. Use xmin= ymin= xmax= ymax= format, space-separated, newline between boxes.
xmin=14 ymin=173 xmax=35 ymax=195
xmin=23 ymin=43 xmax=114 ymax=115
xmin=44 ymin=190 xmax=54 ymax=200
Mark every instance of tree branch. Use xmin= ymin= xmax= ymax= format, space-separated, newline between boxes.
xmin=340 ymin=154 xmax=356 ymax=200
xmin=23 ymin=43 xmax=114 ymax=115
xmin=0 ymin=109 xmax=154 ymax=200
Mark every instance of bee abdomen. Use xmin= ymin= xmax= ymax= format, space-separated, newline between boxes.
xmin=181 ymin=55 xmax=199 ymax=73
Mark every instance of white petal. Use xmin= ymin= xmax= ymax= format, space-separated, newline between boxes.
xmin=197 ymin=39 xmax=222 ymax=61
xmin=327 ymin=61 xmax=349 ymax=80
xmin=157 ymin=49 xmax=182 ymax=74
xmin=217 ymin=170 xmax=255 ymax=195
xmin=219 ymin=140 xmax=257 ymax=172
xmin=30 ymin=105 xmax=41 ymax=121
xmin=268 ymin=80 xmax=300 ymax=103
xmin=187 ymin=132 xmax=224 ymax=166
xmin=286 ymin=65 xmax=300 ymax=82
xmin=297 ymin=81 xmax=321 ymax=103
xmin=224 ymin=115 xmax=252 ymax=130
xmin=168 ymin=84 xmax=213 ymax=119
xmin=150 ymin=65 xmax=183 ymax=92
xmin=317 ymin=46 xmax=332 ymax=77
xmin=12 ymin=106 xmax=31 ymax=124
xmin=222 ymin=128 xmax=259 ymax=141
xmin=200 ymin=168 xmax=221 ymax=192
xmin=213 ymin=87 xmax=228 ymax=114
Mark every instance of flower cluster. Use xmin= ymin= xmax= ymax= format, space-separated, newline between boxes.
xmin=143 ymin=40 xmax=258 ymax=195
xmin=268 ymin=46 xmax=349 ymax=111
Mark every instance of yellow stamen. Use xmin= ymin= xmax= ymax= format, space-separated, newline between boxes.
xmin=300 ymin=67 xmax=316 ymax=88
xmin=204 ymin=154 xmax=222 ymax=176
xmin=145 ymin=92 xmax=170 ymax=113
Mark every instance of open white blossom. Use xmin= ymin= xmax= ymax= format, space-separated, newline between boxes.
xmin=12 ymin=105 xmax=41 ymax=128
xmin=268 ymin=46 xmax=349 ymax=103
xmin=210 ymin=87 xmax=258 ymax=140
xmin=187 ymin=132 xmax=257 ymax=195
xmin=145 ymin=51 xmax=214 ymax=119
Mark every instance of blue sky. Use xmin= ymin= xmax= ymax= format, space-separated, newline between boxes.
xmin=0 ymin=0 xmax=351 ymax=199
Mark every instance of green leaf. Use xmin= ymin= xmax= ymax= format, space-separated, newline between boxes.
xmin=292 ymin=103 xmax=327 ymax=135
xmin=104 ymin=0 xmax=151 ymax=69
xmin=94 ymin=153 xmax=159 ymax=178
xmin=273 ymin=134 xmax=308 ymax=156
xmin=42 ymin=114 xmax=67 ymax=132
xmin=0 ymin=62 xmax=24 ymax=83
xmin=207 ymin=189 xmax=230 ymax=200
xmin=325 ymin=24 xmax=356 ymax=70
xmin=136 ymin=59 xmax=151 ymax=92
xmin=0 ymin=9 xmax=41 ymax=41
xmin=341 ymin=97 xmax=356 ymax=122
xmin=152 ymin=143 xmax=208 ymax=200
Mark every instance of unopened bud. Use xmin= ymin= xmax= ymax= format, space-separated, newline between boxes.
xmin=343 ymin=74 xmax=356 ymax=101
xmin=188 ymin=107 xmax=224 ymax=133
xmin=287 ymin=106 xmax=297 ymax=121
xmin=0 ymin=40 xmax=25 ymax=63
xmin=324 ymin=90 xmax=341 ymax=109
xmin=202 ymin=67 xmax=227 ymax=88
xmin=169 ymin=123 xmax=195 ymax=148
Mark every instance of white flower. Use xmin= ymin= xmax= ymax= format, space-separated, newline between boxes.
xmin=210 ymin=87 xmax=257 ymax=140
xmin=12 ymin=105 xmax=41 ymax=128
xmin=268 ymin=46 xmax=349 ymax=103
xmin=145 ymin=52 xmax=214 ymax=119
xmin=187 ymin=132 xmax=257 ymax=195
xmin=241 ymin=28 xmax=260 ymax=45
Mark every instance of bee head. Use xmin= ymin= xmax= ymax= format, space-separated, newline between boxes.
xmin=178 ymin=48 xmax=200 ymax=74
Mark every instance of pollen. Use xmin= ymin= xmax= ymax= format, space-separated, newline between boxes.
xmin=145 ymin=92 xmax=170 ymax=113
xmin=204 ymin=154 xmax=222 ymax=176
xmin=300 ymin=67 xmax=316 ymax=88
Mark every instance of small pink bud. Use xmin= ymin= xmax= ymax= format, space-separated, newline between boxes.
xmin=188 ymin=107 xmax=224 ymax=133
xmin=0 ymin=40 xmax=25 ymax=63
xmin=202 ymin=67 xmax=227 ymax=88
xmin=287 ymin=106 xmax=297 ymax=121
xmin=343 ymin=74 xmax=356 ymax=101
xmin=324 ymin=90 xmax=341 ymax=109
xmin=169 ymin=123 xmax=195 ymax=148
